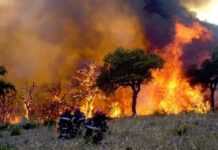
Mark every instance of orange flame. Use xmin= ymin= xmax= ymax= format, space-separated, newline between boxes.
xmin=6 ymin=21 xmax=213 ymax=123
xmin=9 ymin=116 xmax=22 ymax=125
xmin=137 ymin=21 xmax=211 ymax=115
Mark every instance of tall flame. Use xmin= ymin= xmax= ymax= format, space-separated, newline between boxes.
xmin=6 ymin=21 xmax=213 ymax=123
xmin=137 ymin=21 xmax=211 ymax=115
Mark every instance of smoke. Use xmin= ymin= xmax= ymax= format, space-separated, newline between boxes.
xmin=0 ymin=0 xmax=217 ymax=85
xmin=0 ymin=0 xmax=147 ymax=84
xmin=142 ymin=0 xmax=217 ymax=67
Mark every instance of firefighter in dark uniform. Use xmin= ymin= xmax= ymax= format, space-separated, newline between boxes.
xmin=84 ymin=112 xmax=109 ymax=144
xmin=58 ymin=110 xmax=73 ymax=139
xmin=71 ymin=109 xmax=86 ymax=137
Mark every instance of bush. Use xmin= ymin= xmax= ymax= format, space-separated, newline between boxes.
xmin=0 ymin=144 xmax=14 ymax=150
xmin=10 ymin=126 xmax=21 ymax=136
xmin=22 ymin=122 xmax=38 ymax=130
xmin=0 ymin=124 xmax=8 ymax=131
xmin=174 ymin=124 xmax=188 ymax=136
xmin=126 ymin=147 xmax=133 ymax=150
xmin=43 ymin=120 xmax=56 ymax=127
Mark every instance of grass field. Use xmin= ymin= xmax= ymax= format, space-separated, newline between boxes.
xmin=1 ymin=113 xmax=218 ymax=150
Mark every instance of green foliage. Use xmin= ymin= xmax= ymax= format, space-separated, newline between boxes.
xmin=10 ymin=126 xmax=21 ymax=136
xmin=97 ymin=48 xmax=164 ymax=93
xmin=97 ymin=48 xmax=164 ymax=115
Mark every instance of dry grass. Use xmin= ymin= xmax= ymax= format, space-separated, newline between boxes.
xmin=1 ymin=113 xmax=218 ymax=150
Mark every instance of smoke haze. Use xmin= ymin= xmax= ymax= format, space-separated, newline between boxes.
xmin=0 ymin=0 xmax=217 ymax=85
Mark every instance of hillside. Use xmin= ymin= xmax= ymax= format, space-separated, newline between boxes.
xmin=1 ymin=113 xmax=218 ymax=150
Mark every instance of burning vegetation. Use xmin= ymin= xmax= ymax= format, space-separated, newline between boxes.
xmin=0 ymin=0 xmax=217 ymax=124
xmin=137 ymin=22 xmax=212 ymax=115
xmin=0 ymin=20 xmax=214 ymax=123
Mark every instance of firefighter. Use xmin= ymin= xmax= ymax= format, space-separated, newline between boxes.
xmin=70 ymin=109 xmax=86 ymax=137
xmin=84 ymin=112 xmax=109 ymax=144
xmin=58 ymin=110 xmax=73 ymax=139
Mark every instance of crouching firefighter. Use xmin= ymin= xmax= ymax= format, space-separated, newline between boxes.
xmin=58 ymin=110 xmax=73 ymax=139
xmin=84 ymin=112 xmax=109 ymax=144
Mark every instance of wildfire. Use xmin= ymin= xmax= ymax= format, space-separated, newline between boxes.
xmin=2 ymin=21 xmax=213 ymax=124
xmin=109 ymin=102 xmax=122 ymax=118
xmin=0 ymin=0 xmax=216 ymax=125
xmin=137 ymin=21 xmax=211 ymax=115
xmin=9 ymin=116 xmax=22 ymax=125
xmin=80 ymin=96 xmax=95 ymax=118
xmin=17 ymin=21 xmax=212 ymax=121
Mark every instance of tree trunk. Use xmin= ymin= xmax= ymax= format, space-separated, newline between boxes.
xmin=131 ymin=84 xmax=140 ymax=117
xmin=210 ymin=82 xmax=217 ymax=112
xmin=210 ymin=88 xmax=216 ymax=112
xmin=132 ymin=90 xmax=138 ymax=116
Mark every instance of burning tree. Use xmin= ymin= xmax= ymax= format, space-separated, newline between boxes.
xmin=22 ymin=82 xmax=36 ymax=120
xmin=0 ymin=66 xmax=16 ymax=123
xmin=97 ymin=48 xmax=164 ymax=116
xmin=19 ymin=62 xmax=110 ymax=122
xmin=21 ymin=82 xmax=68 ymax=122
xmin=70 ymin=62 xmax=106 ymax=118
xmin=188 ymin=48 xmax=218 ymax=112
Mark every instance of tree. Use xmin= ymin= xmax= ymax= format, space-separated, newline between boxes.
xmin=0 ymin=66 xmax=7 ymax=76
xmin=0 ymin=66 xmax=16 ymax=122
xmin=188 ymin=49 xmax=218 ymax=112
xmin=0 ymin=66 xmax=15 ymax=99
xmin=96 ymin=48 xmax=164 ymax=116
xmin=70 ymin=62 xmax=102 ymax=117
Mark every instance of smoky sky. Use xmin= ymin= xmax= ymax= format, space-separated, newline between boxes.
xmin=138 ymin=0 xmax=217 ymax=67
xmin=0 ymin=0 xmax=217 ymax=84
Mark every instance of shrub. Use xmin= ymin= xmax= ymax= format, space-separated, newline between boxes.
xmin=43 ymin=120 xmax=56 ymax=127
xmin=152 ymin=111 xmax=165 ymax=116
xmin=126 ymin=147 xmax=133 ymax=150
xmin=0 ymin=124 xmax=8 ymax=131
xmin=22 ymin=122 xmax=38 ymax=130
xmin=0 ymin=144 xmax=14 ymax=150
xmin=174 ymin=124 xmax=188 ymax=136
xmin=10 ymin=126 xmax=21 ymax=136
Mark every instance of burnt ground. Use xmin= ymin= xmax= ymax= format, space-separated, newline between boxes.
xmin=1 ymin=113 xmax=218 ymax=150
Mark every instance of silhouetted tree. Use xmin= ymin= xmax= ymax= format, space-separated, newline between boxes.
xmin=0 ymin=66 xmax=7 ymax=75
xmin=0 ymin=66 xmax=14 ymax=96
xmin=188 ymin=49 xmax=218 ymax=111
xmin=97 ymin=48 xmax=164 ymax=116
xmin=0 ymin=66 xmax=16 ymax=122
